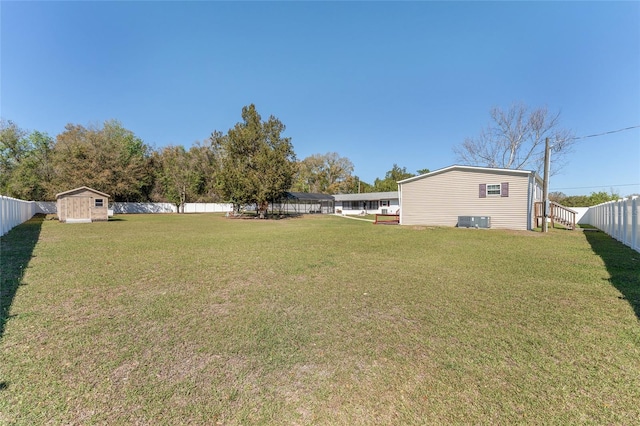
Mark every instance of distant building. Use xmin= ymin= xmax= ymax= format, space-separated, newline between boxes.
xmin=333 ymin=192 xmax=399 ymax=215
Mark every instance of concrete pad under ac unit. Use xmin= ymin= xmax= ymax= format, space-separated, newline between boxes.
xmin=65 ymin=218 xmax=92 ymax=224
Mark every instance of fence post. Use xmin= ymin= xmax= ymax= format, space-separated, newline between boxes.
xmin=633 ymin=197 xmax=638 ymax=252
xmin=624 ymin=198 xmax=629 ymax=247
xmin=1 ymin=196 xmax=5 ymax=235
xmin=617 ymin=200 xmax=623 ymax=242
xmin=609 ymin=202 xmax=615 ymax=237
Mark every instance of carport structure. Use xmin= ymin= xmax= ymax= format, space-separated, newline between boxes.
xmin=270 ymin=192 xmax=335 ymax=215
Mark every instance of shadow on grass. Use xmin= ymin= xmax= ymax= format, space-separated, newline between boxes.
xmin=584 ymin=229 xmax=640 ymax=321
xmin=0 ymin=214 xmax=44 ymax=339
xmin=227 ymin=213 xmax=304 ymax=220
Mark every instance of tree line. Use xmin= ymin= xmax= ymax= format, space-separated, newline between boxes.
xmin=4 ymin=102 xmax=589 ymax=212
xmin=0 ymin=105 xmax=428 ymax=212
xmin=549 ymin=191 xmax=621 ymax=207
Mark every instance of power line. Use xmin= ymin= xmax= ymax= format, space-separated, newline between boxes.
xmin=571 ymin=125 xmax=640 ymax=141
xmin=551 ymin=183 xmax=639 ymax=191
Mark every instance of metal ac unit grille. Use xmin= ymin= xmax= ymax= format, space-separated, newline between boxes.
xmin=458 ymin=216 xmax=491 ymax=228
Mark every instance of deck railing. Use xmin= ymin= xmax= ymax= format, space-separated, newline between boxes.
xmin=534 ymin=201 xmax=577 ymax=230
xmin=374 ymin=213 xmax=400 ymax=225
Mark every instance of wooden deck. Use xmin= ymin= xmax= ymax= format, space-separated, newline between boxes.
xmin=374 ymin=213 xmax=400 ymax=225
xmin=534 ymin=201 xmax=577 ymax=230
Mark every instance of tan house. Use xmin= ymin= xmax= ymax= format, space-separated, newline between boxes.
xmin=398 ymin=165 xmax=543 ymax=231
xmin=56 ymin=187 xmax=110 ymax=223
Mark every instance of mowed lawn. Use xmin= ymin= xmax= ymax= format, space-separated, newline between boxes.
xmin=1 ymin=214 xmax=639 ymax=425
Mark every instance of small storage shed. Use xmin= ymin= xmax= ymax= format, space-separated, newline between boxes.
xmin=398 ymin=165 xmax=543 ymax=230
xmin=56 ymin=186 xmax=110 ymax=223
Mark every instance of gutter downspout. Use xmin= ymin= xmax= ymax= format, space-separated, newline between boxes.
xmin=527 ymin=173 xmax=534 ymax=231
xmin=397 ymin=184 xmax=402 ymax=225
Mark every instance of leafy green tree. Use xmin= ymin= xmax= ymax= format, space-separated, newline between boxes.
xmin=356 ymin=178 xmax=375 ymax=193
xmin=548 ymin=191 xmax=567 ymax=204
xmin=347 ymin=175 xmax=372 ymax=194
xmin=330 ymin=175 xmax=374 ymax=194
xmin=51 ymin=120 xmax=152 ymax=201
xmin=7 ymin=131 xmax=55 ymax=200
xmin=292 ymin=152 xmax=354 ymax=194
xmin=373 ymin=164 xmax=415 ymax=192
xmin=152 ymin=146 xmax=196 ymax=212
xmin=558 ymin=195 xmax=589 ymax=207
xmin=187 ymin=141 xmax=220 ymax=202
xmin=0 ymin=119 xmax=28 ymax=195
xmin=557 ymin=191 xmax=620 ymax=207
xmin=587 ymin=191 xmax=620 ymax=205
xmin=211 ymin=105 xmax=296 ymax=217
xmin=151 ymin=143 xmax=220 ymax=211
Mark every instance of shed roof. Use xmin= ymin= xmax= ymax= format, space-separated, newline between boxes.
xmin=397 ymin=165 xmax=542 ymax=185
xmin=55 ymin=186 xmax=111 ymax=199
xmin=333 ymin=191 xmax=398 ymax=202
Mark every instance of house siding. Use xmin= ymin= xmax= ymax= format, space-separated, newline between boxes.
xmin=400 ymin=169 xmax=533 ymax=230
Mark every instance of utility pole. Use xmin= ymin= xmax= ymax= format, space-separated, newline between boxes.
xmin=542 ymin=137 xmax=551 ymax=233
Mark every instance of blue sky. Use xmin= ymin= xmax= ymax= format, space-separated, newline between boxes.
xmin=2 ymin=1 xmax=639 ymax=196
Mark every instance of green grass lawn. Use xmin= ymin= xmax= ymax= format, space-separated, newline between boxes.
xmin=1 ymin=214 xmax=639 ymax=425
xmin=344 ymin=214 xmax=377 ymax=221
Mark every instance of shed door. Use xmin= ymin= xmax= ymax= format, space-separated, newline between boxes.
xmin=67 ymin=197 xmax=91 ymax=219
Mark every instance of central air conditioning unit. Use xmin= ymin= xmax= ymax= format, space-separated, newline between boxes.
xmin=458 ymin=216 xmax=491 ymax=228
xmin=381 ymin=209 xmax=388 ymax=214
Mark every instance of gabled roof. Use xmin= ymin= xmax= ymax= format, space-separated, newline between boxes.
xmin=55 ymin=186 xmax=111 ymax=199
xmin=397 ymin=165 xmax=542 ymax=185
xmin=333 ymin=191 xmax=398 ymax=201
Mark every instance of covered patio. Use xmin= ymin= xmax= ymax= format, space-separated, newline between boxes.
xmin=270 ymin=192 xmax=335 ymax=215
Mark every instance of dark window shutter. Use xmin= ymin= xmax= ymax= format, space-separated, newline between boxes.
xmin=501 ymin=182 xmax=509 ymax=197
xmin=479 ymin=184 xmax=486 ymax=198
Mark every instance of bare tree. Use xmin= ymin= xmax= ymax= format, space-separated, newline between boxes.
xmin=453 ymin=104 xmax=574 ymax=175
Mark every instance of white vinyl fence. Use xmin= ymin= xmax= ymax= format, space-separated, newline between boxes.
xmin=110 ymin=202 xmax=233 ymax=214
xmin=183 ymin=203 xmax=233 ymax=213
xmin=111 ymin=202 xmax=176 ymax=214
xmin=582 ymin=196 xmax=639 ymax=253
xmin=0 ymin=200 xmax=236 ymax=235
xmin=0 ymin=195 xmax=36 ymax=237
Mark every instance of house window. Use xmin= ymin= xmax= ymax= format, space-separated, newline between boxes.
xmin=479 ymin=182 xmax=509 ymax=198
xmin=381 ymin=200 xmax=390 ymax=207
xmin=487 ymin=184 xmax=501 ymax=196
xmin=95 ymin=199 xmax=104 ymax=207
